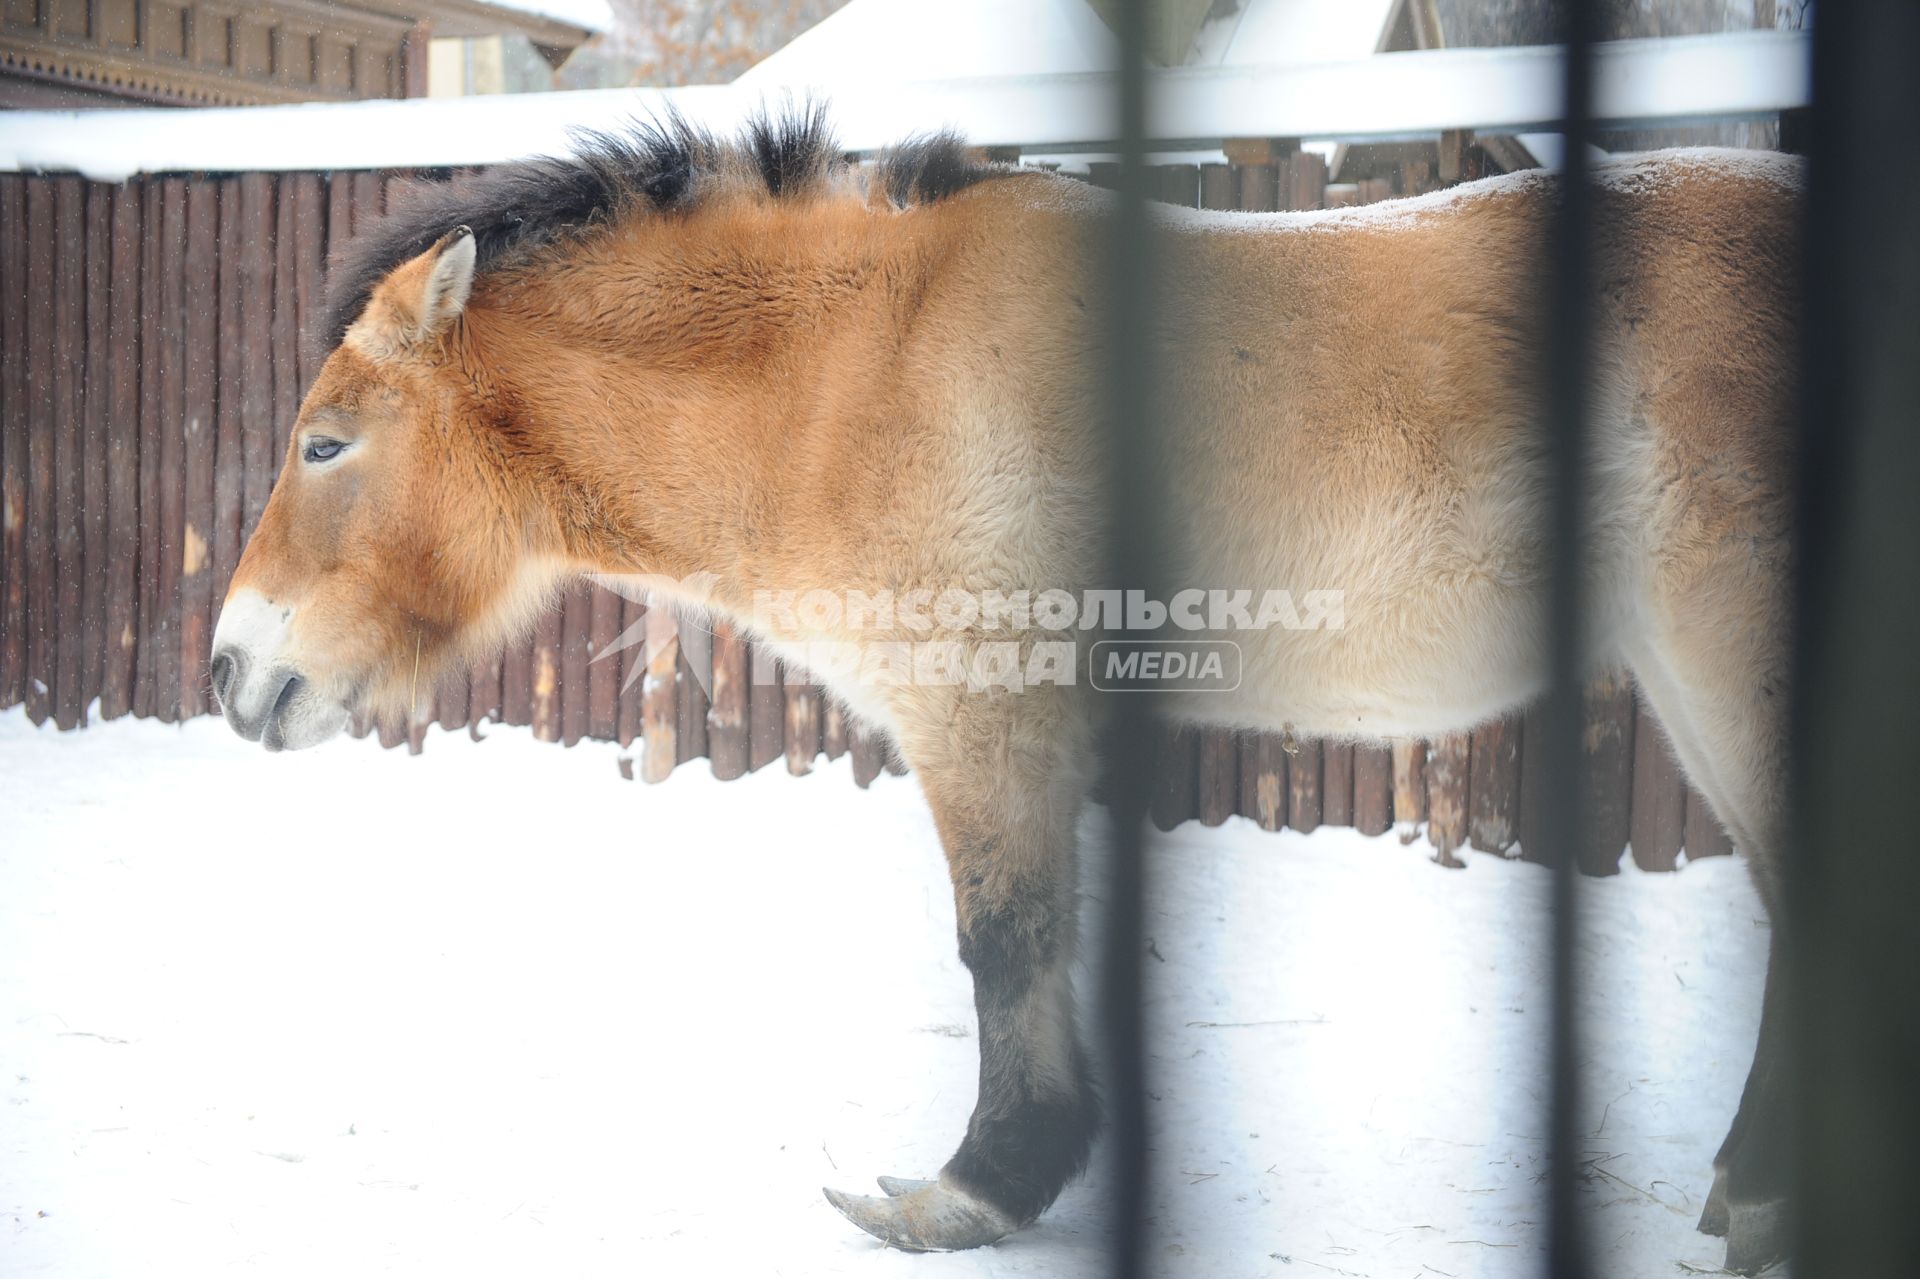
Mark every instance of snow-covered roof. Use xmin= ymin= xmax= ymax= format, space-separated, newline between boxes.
xmin=471 ymin=0 xmax=612 ymax=36
xmin=736 ymin=0 xmax=1400 ymax=87
xmin=1187 ymin=0 xmax=1398 ymax=68
xmin=737 ymin=0 xmax=1120 ymax=85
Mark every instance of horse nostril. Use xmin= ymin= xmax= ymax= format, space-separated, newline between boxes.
xmin=211 ymin=652 xmax=235 ymax=707
xmin=273 ymin=672 xmax=304 ymax=721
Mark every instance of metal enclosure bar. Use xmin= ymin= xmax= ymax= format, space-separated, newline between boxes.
xmin=1099 ymin=0 xmax=1155 ymax=1275
xmin=1791 ymin=0 xmax=1920 ymax=1272
xmin=1539 ymin=1 xmax=1598 ymax=1275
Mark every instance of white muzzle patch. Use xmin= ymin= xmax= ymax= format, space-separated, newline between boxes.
xmin=209 ymin=589 xmax=349 ymax=751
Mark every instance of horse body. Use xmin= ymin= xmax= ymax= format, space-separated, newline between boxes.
xmin=208 ymin=117 xmax=1800 ymax=1271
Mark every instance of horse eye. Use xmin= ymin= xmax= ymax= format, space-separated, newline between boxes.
xmin=303 ymin=437 xmax=348 ymax=464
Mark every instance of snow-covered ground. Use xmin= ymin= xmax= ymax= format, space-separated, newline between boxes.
xmin=1 ymin=708 xmax=1774 ymax=1277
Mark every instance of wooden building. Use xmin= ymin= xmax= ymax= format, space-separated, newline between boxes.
xmin=0 ymin=0 xmax=604 ymax=109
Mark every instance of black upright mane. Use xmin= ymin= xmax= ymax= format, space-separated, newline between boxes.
xmin=323 ymin=106 xmax=1007 ymax=348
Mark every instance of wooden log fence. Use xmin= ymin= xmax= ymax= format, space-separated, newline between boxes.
xmin=0 ymin=151 xmax=1737 ymax=868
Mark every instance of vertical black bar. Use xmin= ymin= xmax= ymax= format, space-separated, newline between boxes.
xmin=1101 ymin=0 xmax=1154 ymax=1275
xmin=1792 ymin=1 xmax=1920 ymax=1273
xmin=1542 ymin=3 xmax=1597 ymax=1278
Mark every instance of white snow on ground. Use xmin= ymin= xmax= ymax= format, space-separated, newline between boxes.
xmin=1 ymin=708 xmax=1775 ymax=1277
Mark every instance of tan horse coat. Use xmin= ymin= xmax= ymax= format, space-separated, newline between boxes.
xmin=210 ymin=125 xmax=1802 ymax=1268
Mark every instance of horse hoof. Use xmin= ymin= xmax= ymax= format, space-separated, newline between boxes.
xmin=1697 ymin=1169 xmax=1730 ymax=1237
xmin=876 ymin=1175 xmax=938 ymax=1197
xmin=1722 ymin=1198 xmax=1789 ymax=1275
xmin=823 ymin=1178 xmax=1018 ymax=1251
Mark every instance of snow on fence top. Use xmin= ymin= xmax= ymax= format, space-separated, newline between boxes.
xmin=0 ymin=32 xmax=1808 ymax=181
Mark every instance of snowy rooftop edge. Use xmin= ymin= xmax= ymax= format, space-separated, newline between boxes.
xmin=0 ymin=32 xmax=1809 ymax=181
xmin=473 ymin=0 xmax=612 ymax=35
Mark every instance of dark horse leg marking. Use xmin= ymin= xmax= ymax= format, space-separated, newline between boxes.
xmin=825 ymin=732 xmax=1098 ymax=1250
xmin=1699 ymin=936 xmax=1792 ymax=1274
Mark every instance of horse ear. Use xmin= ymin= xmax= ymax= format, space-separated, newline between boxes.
xmin=417 ymin=226 xmax=477 ymax=333
xmin=361 ymin=226 xmax=476 ymax=354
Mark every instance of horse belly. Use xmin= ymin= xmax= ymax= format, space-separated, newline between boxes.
xmin=1161 ymin=466 xmax=1554 ymax=742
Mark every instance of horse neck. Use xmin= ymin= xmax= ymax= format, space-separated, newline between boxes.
xmin=465 ymin=200 xmax=937 ymax=602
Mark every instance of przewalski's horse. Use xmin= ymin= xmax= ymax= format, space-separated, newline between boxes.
xmin=209 ymin=111 xmax=1802 ymax=1272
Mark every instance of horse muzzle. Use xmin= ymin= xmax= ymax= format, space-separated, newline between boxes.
xmin=210 ymin=590 xmax=349 ymax=751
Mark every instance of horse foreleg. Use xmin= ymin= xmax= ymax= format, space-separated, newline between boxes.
xmin=824 ymin=718 xmax=1097 ymax=1250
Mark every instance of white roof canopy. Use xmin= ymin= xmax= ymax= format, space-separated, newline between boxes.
xmin=735 ymin=0 xmax=1403 ymax=87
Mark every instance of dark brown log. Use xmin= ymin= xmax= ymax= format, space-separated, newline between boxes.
xmin=1521 ymin=675 xmax=1636 ymax=873
xmin=1468 ymin=713 xmax=1523 ymax=854
xmin=326 ymin=172 xmax=353 ymax=260
xmin=1426 ymin=731 xmax=1471 ymax=861
xmin=1322 ymin=742 xmax=1355 ymax=827
xmin=1237 ymin=730 xmax=1287 ymax=831
xmin=1353 ymin=743 xmax=1392 ymax=836
xmin=1685 ymin=786 xmax=1735 ymax=859
xmin=614 ymin=593 xmax=643 ymax=747
xmin=23 ymin=180 xmax=55 ymax=723
xmin=1158 ymin=164 xmax=1199 ymax=208
xmin=1196 ymin=728 xmax=1238 ymax=827
xmin=1581 ymin=674 xmax=1637 ymax=874
xmin=0 ymin=176 xmax=24 ymax=711
xmin=850 ymin=722 xmax=886 ymax=789
xmin=351 ymin=171 xmax=383 ymax=225
xmin=706 ymin=620 xmax=749 ymax=779
xmin=51 ymin=178 xmax=85 ymax=729
xmin=179 ymin=179 xmax=219 ymax=719
xmin=530 ymin=601 xmax=561 ymax=742
xmin=467 ymin=647 xmax=501 ymax=735
xmin=1391 ymin=740 xmax=1427 ymax=829
xmin=268 ymin=178 xmax=299 ymax=493
xmin=1237 ymin=163 xmax=1280 ymax=213
xmin=1228 ymin=163 xmax=1274 ymax=213
xmin=1629 ymin=694 xmax=1688 ymax=871
xmin=80 ymin=183 xmax=112 ymax=719
xmin=1199 ymin=162 xmax=1234 ymax=212
xmin=822 ymin=697 xmax=848 ymax=761
xmin=586 ymin=582 xmax=620 ymax=741
xmin=99 ymin=185 xmax=141 ymax=719
xmin=288 ymin=174 xmax=326 ymax=399
xmin=748 ymin=642 xmax=783 ymax=772
xmin=1285 ymin=150 xmax=1328 ymax=210
xmin=1151 ymin=725 xmax=1199 ymax=831
xmin=1287 ymin=739 xmax=1323 ymax=833
xmin=210 ymin=178 xmax=244 ymax=625
xmin=784 ymin=676 xmax=821 ymax=776
xmin=133 ymin=180 xmax=161 ymax=719
xmin=435 ymin=662 xmax=470 ymax=734
xmin=236 ymin=174 xmax=276 ymax=547
xmin=500 ymin=628 xmax=533 ymax=727
xmin=641 ymin=603 xmax=678 ymax=782
xmin=559 ymin=577 xmax=591 ymax=746
xmin=150 ymin=178 xmax=189 ymax=723
xmin=675 ymin=638 xmax=708 ymax=765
